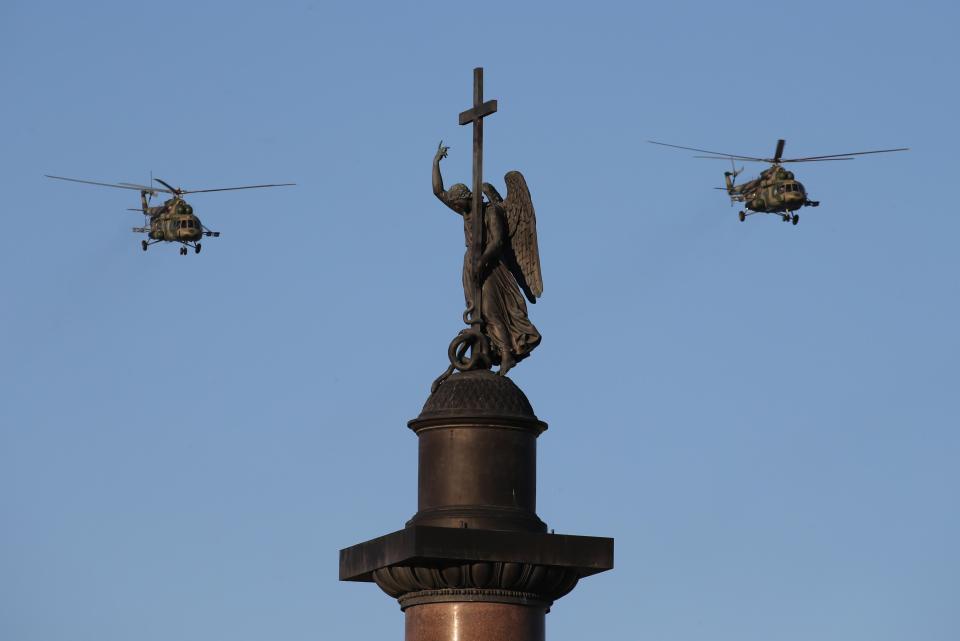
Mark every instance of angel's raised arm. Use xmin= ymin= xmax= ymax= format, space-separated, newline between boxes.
xmin=432 ymin=142 xmax=464 ymax=214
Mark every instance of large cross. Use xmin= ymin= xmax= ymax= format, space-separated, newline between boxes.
xmin=458 ymin=67 xmax=497 ymax=328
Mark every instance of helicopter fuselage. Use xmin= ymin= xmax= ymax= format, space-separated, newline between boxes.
xmin=728 ymin=167 xmax=812 ymax=214
xmin=135 ymin=196 xmax=218 ymax=254
xmin=146 ymin=212 xmax=204 ymax=243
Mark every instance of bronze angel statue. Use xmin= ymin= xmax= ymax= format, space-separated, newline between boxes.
xmin=432 ymin=142 xmax=543 ymax=381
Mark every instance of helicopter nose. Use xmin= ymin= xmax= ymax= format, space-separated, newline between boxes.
xmin=783 ymin=193 xmax=802 ymax=209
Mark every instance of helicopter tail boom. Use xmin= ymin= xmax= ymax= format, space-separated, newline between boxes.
xmin=724 ymin=171 xmax=735 ymax=193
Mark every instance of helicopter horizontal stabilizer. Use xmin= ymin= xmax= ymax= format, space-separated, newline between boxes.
xmin=132 ymin=227 xmax=149 ymax=233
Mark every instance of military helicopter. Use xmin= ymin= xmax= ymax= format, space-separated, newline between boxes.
xmin=46 ymin=175 xmax=295 ymax=254
xmin=649 ymin=139 xmax=908 ymax=225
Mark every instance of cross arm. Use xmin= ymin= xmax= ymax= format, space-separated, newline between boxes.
xmin=459 ymin=99 xmax=498 ymax=125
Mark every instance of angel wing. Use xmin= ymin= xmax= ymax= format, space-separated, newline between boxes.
xmin=501 ymin=171 xmax=543 ymax=303
xmin=482 ymin=182 xmax=504 ymax=204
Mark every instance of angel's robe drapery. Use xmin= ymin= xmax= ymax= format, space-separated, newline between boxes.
xmin=461 ymin=203 xmax=541 ymax=363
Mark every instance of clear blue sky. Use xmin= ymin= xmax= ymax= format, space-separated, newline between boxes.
xmin=2 ymin=1 xmax=957 ymax=640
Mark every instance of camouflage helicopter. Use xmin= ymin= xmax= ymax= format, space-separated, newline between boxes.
xmin=649 ymin=139 xmax=908 ymax=225
xmin=46 ymin=175 xmax=295 ymax=254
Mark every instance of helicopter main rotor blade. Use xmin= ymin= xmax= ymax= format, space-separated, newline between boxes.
xmin=695 ymin=155 xmax=854 ymax=162
xmin=782 ymin=157 xmax=856 ymax=162
xmin=781 ymin=147 xmax=909 ymax=162
xmin=178 ymin=183 xmax=296 ymax=194
xmin=153 ymin=178 xmax=181 ymax=194
xmin=695 ymin=156 xmax=770 ymax=162
xmin=773 ymin=139 xmax=785 ymax=163
xmin=46 ymin=175 xmax=170 ymax=193
xmin=118 ymin=182 xmax=173 ymax=194
xmin=647 ymin=140 xmax=769 ymax=162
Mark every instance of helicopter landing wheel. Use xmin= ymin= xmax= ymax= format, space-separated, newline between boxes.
xmin=792 ymin=214 xmax=799 ymax=226
xmin=180 ymin=246 xmax=187 ymax=255
xmin=141 ymin=240 xmax=148 ymax=252
xmin=738 ymin=211 xmax=745 ymax=222
xmin=195 ymin=243 xmax=201 ymax=254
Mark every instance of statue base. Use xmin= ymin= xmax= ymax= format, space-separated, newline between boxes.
xmin=338 ymin=370 xmax=613 ymax=638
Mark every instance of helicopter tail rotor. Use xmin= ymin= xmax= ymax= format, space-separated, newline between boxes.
xmin=723 ymin=159 xmax=743 ymax=203
xmin=726 ymin=159 xmax=743 ymax=181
